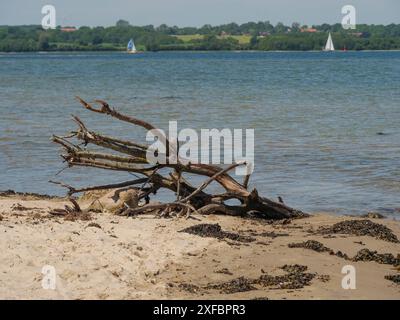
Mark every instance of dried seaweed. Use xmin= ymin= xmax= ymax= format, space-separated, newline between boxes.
xmin=316 ymin=220 xmax=399 ymax=243
xmin=180 ymin=223 xmax=255 ymax=243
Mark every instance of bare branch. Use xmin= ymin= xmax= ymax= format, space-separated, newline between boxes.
xmin=49 ymin=178 xmax=148 ymax=195
xmin=179 ymin=162 xmax=246 ymax=204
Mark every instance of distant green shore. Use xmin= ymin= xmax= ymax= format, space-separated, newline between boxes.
xmin=1 ymin=21 xmax=400 ymax=52
xmin=0 ymin=49 xmax=400 ymax=56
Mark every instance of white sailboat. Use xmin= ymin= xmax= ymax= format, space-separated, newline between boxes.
xmin=323 ymin=33 xmax=335 ymax=51
xmin=127 ymin=39 xmax=138 ymax=54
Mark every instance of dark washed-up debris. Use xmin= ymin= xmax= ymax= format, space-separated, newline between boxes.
xmin=177 ymin=264 xmax=320 ymax=295
xmin=316 ymin=219 xmax=399 ymax=243
xmin=352 ymin=249 xmax=400 ymax=266
xmin=384 ymin=275 xmax=400 ymax=284
xmin=250 ymin=231 xmax=289 ymax=238
xmin=288 ymin=240 xmax=351 ymax=259
xmin=318 ymin=275 xmax=331 ymax=282
xmin=281 ymin=264 xmax=308 ymax=274
xmin=206 ymin=277 xmax=256 ymax=294
xmin=178 ymin=283 xmax=201 ymax=294
xmin=179 ymin=223 xmax=255 ymax=243
xmin=289 ymin=241 xmax=399 ymax=266
xmin=288 ymin=240 xmax=331 ymax=253
xmin=255 ymin=264 xmax=316 ymax=289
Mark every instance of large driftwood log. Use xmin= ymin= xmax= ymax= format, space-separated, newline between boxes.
xmin=51 ymin=97 xmax=306 ymax=220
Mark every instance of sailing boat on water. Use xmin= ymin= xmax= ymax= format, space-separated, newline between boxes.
xmin=127 ymin=39 xmax=138 ymax=54
xmin=323 ymin=33 xmax=335 ymax=52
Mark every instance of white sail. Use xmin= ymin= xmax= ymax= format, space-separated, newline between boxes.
xmin=131 ymin=40 xmax=136 ymax=52
xmin=127 ymin=39 xmax=137 ymax=53
xmin=324 ymin=33 xmax=335 ymax=51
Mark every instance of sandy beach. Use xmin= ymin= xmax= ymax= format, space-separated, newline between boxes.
xmin=0 ymin=191 xmax=399 ymax=300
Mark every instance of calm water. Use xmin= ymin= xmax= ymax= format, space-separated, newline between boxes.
xmin=0 ymin=51 xmax=399 ymax=215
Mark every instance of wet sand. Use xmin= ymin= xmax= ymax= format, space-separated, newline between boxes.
xmin=0 ymin=193 xmax=399 ymax=300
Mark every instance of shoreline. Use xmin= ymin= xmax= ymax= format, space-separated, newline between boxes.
xmin=0 ymin=189 xmax=400 ymax=221
xmin=1 ymin=190 xmax=398 ymax=219
xmin=0 ymin=193 xmax=399 ymax=299
xmin=2 ymin=49 xmax=400 ymax=54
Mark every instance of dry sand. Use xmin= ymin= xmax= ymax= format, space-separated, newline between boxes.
xmin=0 ymin=193 xmax=399 ymax=300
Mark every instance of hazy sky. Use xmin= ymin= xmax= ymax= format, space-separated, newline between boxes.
xmin=0 ymin=0 xmax=399 ymax=27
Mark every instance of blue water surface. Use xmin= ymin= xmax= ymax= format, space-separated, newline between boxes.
xmin=0 ymin=51 xmax=399 ymax=215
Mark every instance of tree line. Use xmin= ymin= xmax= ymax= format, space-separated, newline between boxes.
xmin=1 ymin=20 xmax=400 ymax=52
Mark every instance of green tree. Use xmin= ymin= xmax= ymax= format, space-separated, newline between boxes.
xmin=291 ymin=22 xmax=301 ymax=32
xmin=38 ymin=33 xmax=49 ymax=50
xmin=275 ymin=22 xmax=288 ymax=33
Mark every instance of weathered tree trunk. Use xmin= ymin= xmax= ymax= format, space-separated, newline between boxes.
xmin=51 ymin=97 xmax=307 ymax=220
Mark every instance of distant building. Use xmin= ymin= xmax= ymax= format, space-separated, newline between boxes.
xmin=301 ymin=28 xmax=318 ymax=33
xmin=258 ymin=32 xmax=270 ymax=37
xmin=351 ymin=32 xmax=364 ymax=37
xmin=61 ymin=27 xmax=77 ymax=33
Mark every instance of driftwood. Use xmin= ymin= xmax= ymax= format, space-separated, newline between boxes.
xmin=51 ymin=97 xmax=306 ymax=220
xmin=49 ymin=196 xmax=82 ymax=216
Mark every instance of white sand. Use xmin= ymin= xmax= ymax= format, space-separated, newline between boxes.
xmin=0 ymin=194 xmax=399 ymax=300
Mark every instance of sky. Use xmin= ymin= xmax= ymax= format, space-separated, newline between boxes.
xmin=0 ymin=0 xmax=399 ymax=27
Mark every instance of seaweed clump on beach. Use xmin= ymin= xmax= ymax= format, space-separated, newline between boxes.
xmin=206 ymin=277 xmax=256 ymax=294
xmin=352 ymin=249 xmax=400 ymax=266
xmin=316 ymin=220 xmax=399 ymax=243
xmin=180 ymin=223 xmax=255 ymax=243
xmin=178 ymin=283 xmax=201 ymax=294
xmin=289 ymin=241 xmax=400 ymax=266
xmin=281 ymin=264 xmax=308 ymax=274
xmin=246 ymin=230 xmax=290 ymax=238
xmin=177 ymin=264 xmax=319 ymax=295
xmin=255 ymin=265 xmax=316 ymax=289
xmin=288 ymin=240 xmax=349 ymax=259
xmin=288 ymin=240 xmax=331 ymax=253
xmin=385 ymin=275 xmax=400 ymax=284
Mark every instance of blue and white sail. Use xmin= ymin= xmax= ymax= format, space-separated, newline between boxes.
xmin=127 ymin=39 xmax=137 ymax=53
